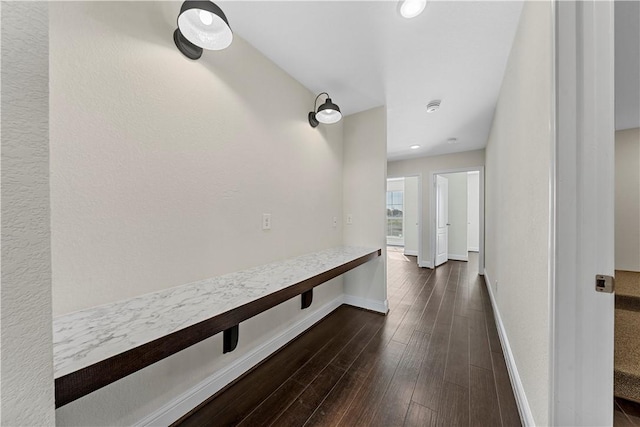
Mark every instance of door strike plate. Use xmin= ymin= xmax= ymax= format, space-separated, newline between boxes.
xmin=595 ymin=274 xmax=615 ymax=293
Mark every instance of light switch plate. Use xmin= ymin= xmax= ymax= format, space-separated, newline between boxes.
xmin=262 ymin=213 xmax=271 ymax=230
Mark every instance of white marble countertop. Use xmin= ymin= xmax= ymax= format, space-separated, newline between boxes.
xmin=53 ymin=246 xmax=379 ymax=379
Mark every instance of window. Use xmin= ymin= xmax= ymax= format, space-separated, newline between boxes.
xmin=386 ymin=191 xmax=403 ymax=237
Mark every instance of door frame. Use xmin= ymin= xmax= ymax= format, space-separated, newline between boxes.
xmin=386 ymin=173 xmax=423 ymax=267
xmin=551 ymin=0 xmax=615 ymax=425
xmin=430 ymin=166 xmax=485 ymax=275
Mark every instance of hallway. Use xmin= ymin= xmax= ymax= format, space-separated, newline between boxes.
xmin=178 ymin=252 xmax=521 ymax=426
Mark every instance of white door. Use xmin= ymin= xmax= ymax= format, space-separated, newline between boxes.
xmin=467 ymin=172 xmax=480 ymax=252
xmin=553 ymin=1 xmax=615 ymax=425
xmin=435 ymin=175 xmax=449 ymax=267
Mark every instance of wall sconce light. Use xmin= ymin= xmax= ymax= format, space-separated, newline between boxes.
xmin=174 ymin=1 xmax=233 ymax=60
xmin=308 ymin=93 xmax=343 ymax=128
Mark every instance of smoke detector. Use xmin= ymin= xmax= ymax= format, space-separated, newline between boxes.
xmin=426 ymin=100 xmax=441 ymax=113
xmin=447 ymin=138 xmax=458 ymax=144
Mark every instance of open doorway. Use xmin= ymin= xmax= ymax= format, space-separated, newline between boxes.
xmin=431 ymin=168 xmax=484 ymax=275
xmin=612 ymin=0 xmax=640 ymax=424
xmin=386 ymin=176 xmax=422 ymax=266
xmin=613 ymin=0 xmax=640 ymax=422
xmin=614 ymin=126 xmax=640 ymax=424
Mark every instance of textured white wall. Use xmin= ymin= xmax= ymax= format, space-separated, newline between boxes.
xmin=615 ymin=128 xmax=640 ymax=271
xmin=467 ymin=172 xmax=480 ymax=251
xmin=50 ymin=1 xmax=344 ymax=316
xmin=343 ymin=106 xmax=387 ymax=306
xmin=441 ymin=172 xmax=467 ymax=259
xmin=403 ymin=176 xmax=419 ymax=255
xmin=50 ymin=2 xmax=344 ymax=425
xmin=387 ymin=150 xmax=485 ymax=266
xmin=1 ymin=2 xmax=55 ymax=425
xmin=484 ymin=1 xmax=552 ymax=424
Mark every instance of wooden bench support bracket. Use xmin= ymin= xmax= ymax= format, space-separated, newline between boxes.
xmin=223 ymin=324 xmax=239 ymax=353
xmin=301 ymin=289 xmax=313 ymax=309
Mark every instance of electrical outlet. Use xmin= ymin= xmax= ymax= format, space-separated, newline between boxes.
xmin=346 ymin=214 xmax=353 ymax=225
xmin=332 ymin=216 xmax=337 ymax=228
xmin=262 ymin=213 xmax=272 ymax=230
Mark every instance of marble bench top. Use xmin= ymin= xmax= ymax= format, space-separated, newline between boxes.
xmin=53 ymin=246 xmax=380 ymax=379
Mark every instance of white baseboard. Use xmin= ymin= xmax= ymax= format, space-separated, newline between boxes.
xmin=483 ymin=269 xmax=535 ymax=427
xmin=343 ymin=294 xmax=389 ymax=314
xmin=135 ymin=295 xmax=344 ymax=427
xmin=468 ymin=247 xmax=479 ymax=252
xmin=403 ymin=250 xmax=418 ymax=257
xmin=419 ymin=259 xmax=434 ymax=269
xmin=448 ymin=253 xmax=469 ymax=262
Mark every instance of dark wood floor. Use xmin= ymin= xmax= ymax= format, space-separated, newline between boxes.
xmin=177 ymin=250 xmax=522 ymax=426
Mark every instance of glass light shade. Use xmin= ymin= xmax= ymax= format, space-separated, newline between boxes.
xmin=315 ymin=99 xmax=342 ymax=124
xmin=400 ymin=0 xmax=427 ymax=18
xmin=178 ymin=2 xmax=232 ymax=51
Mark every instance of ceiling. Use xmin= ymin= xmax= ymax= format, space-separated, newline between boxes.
xmin=158 ymin=1 xmax=638 ymax=159
xmin=216 ymin=1 xmax=524 ymax=160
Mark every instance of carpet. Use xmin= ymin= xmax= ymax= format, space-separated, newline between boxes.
xmin=615 ymin=308 xmax=640 ymax=403
xmin=615 ymin=271 xmax=640 ymax=404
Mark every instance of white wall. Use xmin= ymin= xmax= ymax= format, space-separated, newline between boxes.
xmin=484 ymin=1 xmax=552 ymax=424
xmin=343 ymin=106 xmax=388 ymax=312
xmin=386 ymin=178 xmax=404 ymax=247
xmin=1 ymin=3 xmax=56 ymax=425
xmin=615 ymin=0 xmax=640 ymax=131
xmin=615 ymin=127 xmax=640 ymax=271
xmin=404 ymin=176 xmax=419 ymax=256
xmin=441 ymin=172 xmax=468 ymax=261
xmin=50 ymin=2 xmax=345 ymax=316
xmin=50 ymin=2 xmax=345 ymax=425
xmin=387 ymin=150 xmax=485 ymax=267
xmin=467 ymin=171 xmax=480 ymax=252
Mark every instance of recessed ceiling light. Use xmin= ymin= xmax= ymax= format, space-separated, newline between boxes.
xmin=399 ymin=0 xmax=427 ymax=19
xmin=426 ymin=100 xmax=441 ymax=113
xmin=447 ymin=138 xmax=458 ymax=144
xmin=410 ymin=145 xmax=421 ymax=150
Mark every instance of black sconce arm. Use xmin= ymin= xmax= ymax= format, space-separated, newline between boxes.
xmin=312 ymin=92 xmax=330 ymax=112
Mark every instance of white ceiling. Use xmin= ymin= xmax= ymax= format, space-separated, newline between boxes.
xmin=216 ymin=0 xmax=524 ymax=160
xmin=155 ymin=1 xmax=637 ymax=158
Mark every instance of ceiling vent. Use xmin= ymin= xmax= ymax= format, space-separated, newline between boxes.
xmin=426 ymin=100 xmax=441 ymax=113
